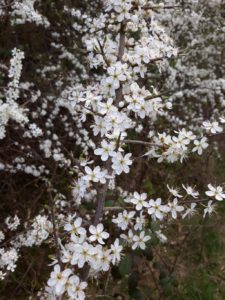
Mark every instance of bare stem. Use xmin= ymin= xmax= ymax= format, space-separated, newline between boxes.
xmin=115 ymin=22 xmax=126 ymax=106
xmin=48 ymin=189 xmax=63 ymax=269
xmin=97 ymin=38 xmax=110 ymax=67
xmin=145 ymin=91 xmax=172 ymax=100
xmin=123 ymin=139 xmax=162 ymax=147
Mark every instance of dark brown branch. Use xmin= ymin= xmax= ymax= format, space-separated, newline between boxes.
xmin=0 ymin=0 xmax=15 ymax=9
xmin=179 ymin=198 xmax=216 ymax=205
xmin=48 ymin=189 xmax=63 ymax=269
xmin=131 ymin=5 xmax=181 ymax=11
xmin=122 ymin=139 xmax=162 ymax=147
xmin=97 ymin=39 xmax=110 ymax=67
xmin=81 ymin=19 xmax=126 ymax=283
xmin=115 ymin=22 xmax=126 ymax=106
xmin=207 ymin=131 xmax=225 ymax=138
xmin=117 ymin=22 xmax=126 ymax=61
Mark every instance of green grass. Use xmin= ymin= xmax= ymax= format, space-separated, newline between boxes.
xmin=172 ymin=218 xmax=225 ymax=300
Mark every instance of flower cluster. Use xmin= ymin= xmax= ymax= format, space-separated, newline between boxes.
xmin=11 ymin=0 xmax=50 ymax=27
xmin=0 ymin=0 xmax=225 ymax=299
xmin=0 ymin=214 xmax=52 ymax=280
xmin=0 ymin=48 xmax=28 ymax=139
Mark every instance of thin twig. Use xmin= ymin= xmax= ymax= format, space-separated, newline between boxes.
xmin=179 ymin=198 xmax=215 ymax=205
xmin=115 ymin=21 xmax=126 ymax=106
xmin=13 ymin=261 xmax=33 ymax=295
xmin=131 ymin=5 xmax=181 ymax=11
xmin=0 ymin=0 xmax=15 ymax=9
xmin=97 ymin=39 xmax=110 ymax=67
xmin=122 ymin=139 xmax=162 ymax=147
xmin=48 ymin=189 xmax=62 ymax=268
xmin=145 ymin=91 xmax=172 ymax=101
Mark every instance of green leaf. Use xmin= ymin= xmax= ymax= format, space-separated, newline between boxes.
xmin=144 ymin=180 xmax=155 ymax=196
xmin=119 ymin=254 xmax=132 ymax=277
xmin=105 ymin=199 xmax=114 ymax=207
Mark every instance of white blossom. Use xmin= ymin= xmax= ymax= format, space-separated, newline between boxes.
xmin=205 ymin=184 xmax=225 ymax=201
xmin=89 ymin=224 xmax=109 ymax=245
